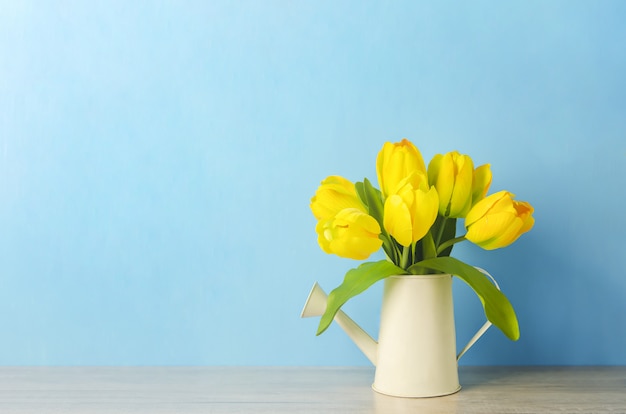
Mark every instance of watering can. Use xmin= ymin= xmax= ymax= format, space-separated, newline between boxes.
xmin=301 ymin=273 xmax=494 ymax=398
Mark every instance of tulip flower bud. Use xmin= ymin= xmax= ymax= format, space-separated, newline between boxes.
xmin=310 ymin=176 xmax=365 ymax=220
xmin=315 ymin=208 xmax=383 ymax=260
xmin=382 ymin=172 xmax=439 ymax=247
xmin=376 ymin=139 xmax=427 ymax=198
xmin=427 ymin=151 xmax=474 ymax=218
xmin=465 ymin=191 xmax=535 ymax=250
xmin=471 ymin=164 xmax=492 ymax=206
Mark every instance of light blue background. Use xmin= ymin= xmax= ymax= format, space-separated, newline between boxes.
xmin=1 ymin=1 xmax=625 ymax=366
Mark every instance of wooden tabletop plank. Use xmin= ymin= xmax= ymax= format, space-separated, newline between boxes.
xmin=0 ymin=366 xmax=624 ymax=413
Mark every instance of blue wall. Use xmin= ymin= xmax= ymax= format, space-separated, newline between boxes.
xmin=1 ymin=1 xmax=624 ymax=365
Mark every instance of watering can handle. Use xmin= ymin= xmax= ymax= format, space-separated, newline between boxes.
xmin=456 ymin=267 xmax=500 ymax=361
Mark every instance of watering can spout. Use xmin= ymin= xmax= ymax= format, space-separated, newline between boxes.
xmin=301 ymin=282 xmax=378 ymax=365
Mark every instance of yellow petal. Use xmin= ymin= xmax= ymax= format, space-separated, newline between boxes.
xmin=411 ymin=186 xmax=439 ymax=243
xmin=376 ymin=139 xmax=426 ymax=197
xmin=435 ymin=152 xmax=456 ymax=215
xmin=465 ymin=211 xmax=517 ymax=248
xmin=471 ymin=164 xmax=492 ymax=205
xmin=430 ymin=151 xmax=474 ymax=218
xmin=465 ymin=194 xmax=535 ymax=250
xmin=396 ymin=170 xmax=430 ymax=194
xmin=447 ymin=153 xmax=474 ymax=217
xmin=315 ymin=218 xmax=334 ymax=254
xmin=331 ymin=229 xmax=383 ymax=260
xmin=486 ymin=217 xmax=526 ymax=249
xmin=316 ymin=208 xmax=382 ymax=260
xmin=427 ymin=153 xmax=443 ymax=187
xmin=465 ymin=191 xmax=514 ymax=227
xmin=310 ymin=175 xmax=363 ymax=220
xmin=514 ymin=201 xmax=535 ymax=233
xmin=383 ymin=194 xmax=413 ymax=247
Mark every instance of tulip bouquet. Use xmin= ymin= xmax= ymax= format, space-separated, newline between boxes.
xmin=310 ymin=139 xmax=534 ymax=340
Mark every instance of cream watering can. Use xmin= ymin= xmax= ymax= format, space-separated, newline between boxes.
xmin=301 ymin=272 xmax=496 ymax=398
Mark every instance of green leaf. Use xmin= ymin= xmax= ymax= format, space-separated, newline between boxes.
xmin=316 ymin=260 xmax=406 ymax=335
xmin=362 ymin=178 xmax=385 ymax=227
xmin=430 ymin=216 xmax=457 ymax=257
xmin=380 ymin=234 xmax=398 ymax=265
xmin=356 ymin=179 xmax=396 ymax=262
xmin=410 ymin=256 xmax=520 ymax=341
xmin=355 ymin=181 xmax=367 ymax=207
xmin=438 ymin=217 xmax=457 ymax=257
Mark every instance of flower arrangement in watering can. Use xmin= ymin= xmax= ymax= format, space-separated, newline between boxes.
xmin=301 ymin=138 xmax=535 ymax=398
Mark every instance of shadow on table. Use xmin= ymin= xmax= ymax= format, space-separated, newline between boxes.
xmin=370 ymin=367 xmax=525 ymax=414
xmin=372 ymin=389 xmax=461 ymax=414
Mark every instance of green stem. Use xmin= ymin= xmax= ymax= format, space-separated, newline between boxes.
xmin=421 ymin=231 xmax=437 ymax=260
xmin=434 ymin=216 xmax=448 ymax=247
xmin=436 ymin=235 xmax=467 ymax=255
xmin=400 ymin=245 xmax=411 ymax=269
xmin=391 ymin=241 xmax=402 ymax=267
xmin=380 ymin=233 xmax=396 ymax=264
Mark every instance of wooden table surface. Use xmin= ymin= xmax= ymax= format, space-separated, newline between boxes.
xmin=0 ymin=366 xmax=624 ymax=413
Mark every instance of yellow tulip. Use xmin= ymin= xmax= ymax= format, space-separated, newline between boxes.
xmin=465 ymin=191 xmax=535 ymax=250
xmin=316 ymin=208 xmax=383 ymax=260
xmin=310 ymin=176 xmax=365 ymax=220
xmin=471 ymin=164 xmax=492 ymax=206
xmin=376 ymin=139 xmax=427 ymax=198
xmin=383 ymin=172 xmax=439 ymax=247
xmin=427 ymin=151 xmax=475 ymax=218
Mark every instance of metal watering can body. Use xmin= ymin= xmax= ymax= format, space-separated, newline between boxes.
xmin=301 ymin=274 xmax=492 ymax=398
